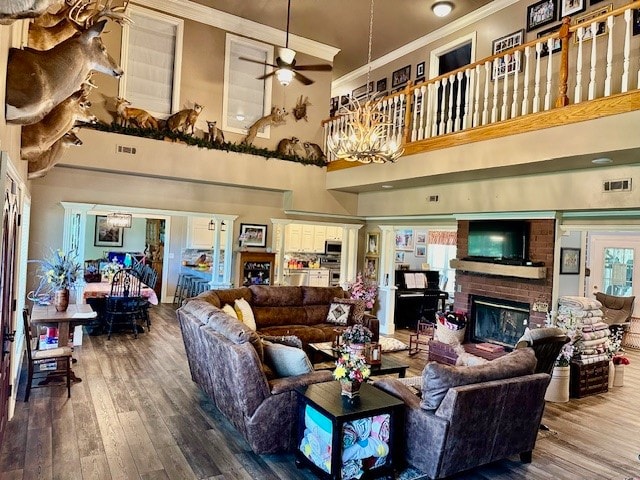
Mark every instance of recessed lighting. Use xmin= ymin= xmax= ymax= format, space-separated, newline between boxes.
xmin=592 ymin=157 xmax=613 ymax=165
xmin=381 ymin=185 xmax=394 ymax=189
xmin=432 ymin=1 xmax=454 ymax=17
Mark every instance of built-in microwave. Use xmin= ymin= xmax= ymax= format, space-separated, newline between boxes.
xmin=325 ymin=240 xmax=342 ymax=255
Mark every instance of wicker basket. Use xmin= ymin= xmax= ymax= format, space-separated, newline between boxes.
xmin=435 ymin=323 xmax=466 ymax=345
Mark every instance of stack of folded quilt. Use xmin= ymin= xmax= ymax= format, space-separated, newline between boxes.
xmin=557 ymin=296 xmax=610 ymax=364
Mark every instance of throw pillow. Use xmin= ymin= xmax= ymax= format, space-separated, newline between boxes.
xmin=222 ymin=304 xmax=238 ymax=319
xmin=332 ymin=297 xmax=365 ymax=324
xmin=326 ymin=302 xmax=351 ymax=325
xmin=420 ymin=347 xmax=537 ymax=411
xmin=234 ymin=298 xmax=256 ymax=331
xmin=261 ymin=335 xmax=303 ymax=349
xmin=263 ymin=341 xmax=313 ymax=378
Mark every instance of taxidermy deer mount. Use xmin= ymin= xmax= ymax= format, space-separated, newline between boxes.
xmin=242 ymin=107 xmax=288 ymax=146
xmin=6 ymin=18 xmax=123 ymax=125
xmin=28 ymin=129 xmax=83 ymax=179
xmin=0 ymin=0 xmax=66 ymax=24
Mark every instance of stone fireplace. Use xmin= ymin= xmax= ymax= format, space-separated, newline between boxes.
xmin=470 ymin=296 xmax=530 ymax=348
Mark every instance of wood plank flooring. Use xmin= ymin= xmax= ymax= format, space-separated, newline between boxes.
xmin=1 ymin=304 xmax=639 ymax=479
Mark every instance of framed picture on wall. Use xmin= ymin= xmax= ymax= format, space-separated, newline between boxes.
xmin=392 ymin=65 xmax=411 ymax=87
xmin=366 ymin=233 xmax=380 ymax=256
xmin=365 ymin=257 xmax=378 ymax=280
xmin=415 ymin=245 xmax=427 ymax=257
xmin=239 ymin=223 xmax=267 ymax=248
xmin=492 ymin=29 xmax=524 ymax=80
xmin=537 ymin=24 xmax=562 ymax=57
xmin=526 ymin=0 xmax=558 ymax=32
xmin=574 ymin=4 xmax=612 ymax=44
xmin=94 ymin=215 xmax=123 ymax=247
xmin=560 ymin=0 xmax=585 ymax=17
xmin=395 ymin=251 xmax=405 ymax=263
xmin=634 ymin=8 xmax=640 ymax=36
xmin=560 ymin=247 xmax=581 ymax=274
xmin=415 ymin=232 xmax=427 ymax=244
xmin=395 ymin=229 xmax=414 ymax=251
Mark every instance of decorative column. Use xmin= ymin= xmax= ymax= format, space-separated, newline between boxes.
xmin=341 ymin=225 xmax=363 ymax=288
xmin=270 ymin=219 xmax=290 ymax=286
xmin=377 ymin=225 xmax=398 ymax=335
xmin=210 ymin=215 xmax=237 ymax=289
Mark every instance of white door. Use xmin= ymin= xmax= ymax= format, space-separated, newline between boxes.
xmin=588 ymin=234 xmax=640 ymax=313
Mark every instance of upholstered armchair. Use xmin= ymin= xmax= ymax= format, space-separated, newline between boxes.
xmin=595 ymin=292 xmax=634 ymax=333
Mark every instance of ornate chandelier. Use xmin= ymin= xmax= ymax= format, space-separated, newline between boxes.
xmin=327 ymin=0 xmax=403 ymax=164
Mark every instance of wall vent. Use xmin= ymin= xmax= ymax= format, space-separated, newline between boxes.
xmin=428 ymin=195 xmax=439 ymax=202
xmin=603 ymin=178 xmax=632 ymax=192
xmin=116 ymin=145 xmax=137 ymax=155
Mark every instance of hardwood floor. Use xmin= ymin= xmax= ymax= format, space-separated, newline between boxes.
xmin=1 ymin=304 xmax=639 ymax=479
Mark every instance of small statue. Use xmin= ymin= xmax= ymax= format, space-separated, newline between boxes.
xmin=166 ymin=103 xmax=203 ymax=135
xmin=303 ymin=142 xmax=326 ymax=162
xmin=242 ymin=106 xmax=288 ymax=145
xmin=276 ymin=136 xmax=300 ymax=156
xmin=292 ymin=95 xmax=311 ymax=122
xmin=205 ymin=120 xmax=225 ymax=145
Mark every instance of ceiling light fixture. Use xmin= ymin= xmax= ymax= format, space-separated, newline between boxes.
xmin=276 ymin=68 xmax=294 ymax=86
xmin=106 ymin=212 xmax=132 ymax=228
xmin=432 ymin=1 xmax=454 ymax=17
xmin=327 ymin=0 xmax=403 ymax=164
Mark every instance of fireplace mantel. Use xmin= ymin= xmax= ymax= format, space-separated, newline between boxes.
xmin=450 ymin=259 xmax=547 ymax=280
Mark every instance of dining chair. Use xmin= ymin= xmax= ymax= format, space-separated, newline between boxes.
xmin=22 ymin=308 xmax=73 ymax=401
xmin=105 ymin=269 xmax=143 ymax=339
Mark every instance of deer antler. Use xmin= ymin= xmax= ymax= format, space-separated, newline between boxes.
xmin=67 ymin=0 xmax=131 ymax=29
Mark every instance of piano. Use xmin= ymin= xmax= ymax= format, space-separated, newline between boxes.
xmin=394 ymin=270 xmax=448 ymax=330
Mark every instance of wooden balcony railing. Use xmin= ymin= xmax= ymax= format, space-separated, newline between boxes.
xmin=323 ymin=1 xmax=640 ymax=166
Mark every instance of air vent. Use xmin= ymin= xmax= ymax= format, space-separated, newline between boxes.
xmin=428 ymin=195 xmax=439 ymax=202
xmin=116 ymin=145 xmax=137 ymax=155
xmin=603 ymin=178 xmax=632 ymax=192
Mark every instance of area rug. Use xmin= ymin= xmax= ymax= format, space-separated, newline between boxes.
xmin=379 ymin=335 xmax=409 ymax=352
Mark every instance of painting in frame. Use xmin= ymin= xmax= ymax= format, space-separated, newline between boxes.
xmin=366 ymin=232 xmax=380 ymax=256
xmin=560 ymin=247 xmax=581 ymax=274
xmin=537 ymin=24 xmax=562 ymax=56
xmin=395 ymin=251 xmax=405 ymax=263
xmin=416 ymin=61 xmax=425 ymax=78
xmin=415 ymin=245 xmax=427 ymax=257
xmin=391 ymin=65 xmax=411 ymax=87
xmin=527 ymin=0 xmax=557 ymax=32
xmin=492 ymin=29 xmax=524 ymax=80
xmin=365 ymin=257 xmax=378 ymax=280
xmin=94 ymin=215 xmax=124 ymax=247
xmin=560 ymin=0 xmax=585 ymax=17
xmin=376 ymin=78 xmax=387 ymax=92
xmin=239 ymin=223 xmax=267 ymax=248
xmin=634 ymin=8 xmax=640 ymax=36
xmin=415 ymin=232 xmax=427 ymax=244
xmin=395 ymin=229 xmax=414 ymax=251
xmin=574 ymin=4 xmax=612 ymax=44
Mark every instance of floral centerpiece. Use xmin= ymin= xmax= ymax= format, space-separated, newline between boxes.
xmin=347 ymin=272 xmax=377 ymax=310
xmin=30 ymin=249 xmax=82 ymax=311
xmin=341 ymin=324 xmax=373 ymax=345
xmin=547 ymin=310 xmax=581 ymax=367
xmin=333 ymin=351 xmax=371 ymax=398
xmin=101 ymin=259 xmax=121 ymax=281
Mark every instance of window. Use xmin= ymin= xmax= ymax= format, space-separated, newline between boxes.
xmin=426 ymin=230 xmax=457 ymax=296
xmin=119 ymin=6 xmax=183 ymax=116
xmin=223 ymin=34 xmax=274 ymax=136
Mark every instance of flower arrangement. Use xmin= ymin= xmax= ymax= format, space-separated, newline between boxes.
xmin=347 ymin=272 xmax=377 ymax=309
xmin=31 ymin=249 xmax=82 ymax=290
xmin=612 ymin=354 xmax=630 ymax=366
xmin=547 ymin=310 xmax=582 ymax=367
xmin=101 ymin=260 xmax=122 ymax=278
xmin=607 ymin=329 xmax=624 ymax=359
xmin=333 ymin=351 xmax=371 ymax=384
xmin=341 ymin=324 xmax=373 ymax=345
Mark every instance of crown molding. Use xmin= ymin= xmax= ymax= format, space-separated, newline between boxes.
xmin=332 ymin=0 xmax=521 ymax=91
xmin=132 ymin=0 xmax=340 ymax=62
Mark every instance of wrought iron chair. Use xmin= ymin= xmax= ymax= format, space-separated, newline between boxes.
xmin=105 ymin=269 xmax=143 ymax=339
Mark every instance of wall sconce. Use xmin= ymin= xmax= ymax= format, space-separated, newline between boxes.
xmin=208 ymin=220 xmax=227 ymax=231
xmin=106 ymin=212 xmax=132 ymax=228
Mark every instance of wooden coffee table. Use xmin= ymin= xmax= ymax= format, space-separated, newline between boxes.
xmin=308 ymin=342 xmax=408 ymax=378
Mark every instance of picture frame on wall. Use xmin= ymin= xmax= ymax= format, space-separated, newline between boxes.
xmin=634 ymin=8 xmax=640 ymax=36
xmin=392 ymin=65 xmax=411 ymax=87
xmin=352 ymin=84 xmax=368 ymax=99
xmin=560 ymin=0 xmax=585 ymax=17
xmin=574 ymin=4 xmax=612 ymax=43
xmin=376 ymin=78 xmax=387 ymax=92
xmin=366 ymin=232 xmax=380 ymax=256
xmin=239 ymin=223 xmax=267 ymax=248
xmin=395 ymin=229 xmax=414 ymax=251
xmin=560 ymin=247 xmax=581 ymax=274
xmin=395 ymin=251 xmax=405 ymax=263
xmin=415 ymin=245 xmax=427 ymax=257
xmin=526 ymin=0 xmax=557 ymax=32
xmin=365 ymin=257 xmax=378 ymax=280
xmin=492 ymin=29 xmax=524 ymax=80
xmin=94 ymin=215 xmax=124 ymax=247
xmin=416 ymin=61 xmax=425 ymax=78
xmin=537 ymin=24 xmax=562 ymax=56
xmin=415 ymin=232 xmax=427 ymax=244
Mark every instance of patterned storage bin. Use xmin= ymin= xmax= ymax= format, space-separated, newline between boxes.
xmin=622 ymin=318 xmax=640 ymax=349
xmin=570 ymin=360 xmax=609 ymax=398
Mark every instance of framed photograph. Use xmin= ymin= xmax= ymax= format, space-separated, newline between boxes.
xmin=94 ymin=215 xmax=124 ymax=247
xmin=492 ymin=29 xmax=524 ymax=80
xmin=574 ymin=4 xmax=612 ymax=43
xmin=376 ymin=78 xmax=387 ymax=92
xmin=634 ymin=8 xmax=640 ymax=36
xmin=364 ymin=257 xmax=378 ymax=280
xmin=560 ymin=247 xmax=581 ymax=274
xmin=352 ymin=84 xmax=368 ymax=99
xmin=366 ymin=232 xmax=380 ymax=256
xmin=560 ymin=0 xmax=585 ymax=17
xmin=395 ymin=229 xmax=414 ymax=251
xmin=537 ymin=24 xmax=562 ymax=56
xmin=527 ymin=0 xmax=557 ymax=32
xmin=415 ymin=245 xmax=427 ymax=257
xmin=239 ymin=223 xmax=267 ymax=248
xmin=395 ymin=251 xmax=405 ymax=263
xmin=392 ymin=65 xmax=411 ymax=87
xmin=415 ymin=232 xmax=427 ymax=244
xmin=416 ymin=61 xmax=425 ymax=78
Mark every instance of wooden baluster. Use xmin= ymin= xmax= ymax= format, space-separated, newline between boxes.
xmin=425 ymin=83 xmax=433 ymax=139
xmin=473 ymin=64 xmax=481 ymax=127
xmin=555 ymin=16 xmax=571 ymax=108
xmin=588 ymin=22 xmax=598 ymax=100
xmin=418 ymin=85 xmax=426 ymax=140
xmin=432 ymin=79 xmax=440 ymax=137
xmin=622 ymin=8 xmax=631 ymax=92
xmin=544 ymin=39 xmax=553 ymax=111
xmin=463 ymin=69 xmax=472 ymax=130
xmin=323 ymin=122 xmax=330 ymax=161
xmin=501 ymin=54 xmax=510 ymax=121
xmin=482 ymin=61 xmax=490 ymax=126
xmin=439 ymin=77 xmax=447 ymax=135
xmin=575 ymin=27 xmax=584 ymax=103
xmin=604 ymin=15 xmax=614 ymax=97
xmin=533 ymin=42 xmax=542 ymax=113
xmin=411 ymin=88 xmax=419 ymax=141
xmin=454 ymin=72 xmax=463 ymax=132
xmin=522 ymin=46 xmax=531 ymax=115
xmin=511 ymin=50 xmax=520 ymax=119
xmin=402 ymin=92 xmax=412 ymax=146
xmin=446 ymin=74 xmax=455 ymax=133
xmin=491 ymin=59 xmax=499 ymax=123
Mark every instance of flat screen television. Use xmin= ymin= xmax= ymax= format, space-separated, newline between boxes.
xmin=467 ymin=220 xmax=528 ymax=262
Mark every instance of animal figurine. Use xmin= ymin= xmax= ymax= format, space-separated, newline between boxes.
xmin=292 ymin=95 xmax=311 ymax=122
xmin=242 ymin=107 xmax=288 ymax=146
xmin=0 ymin=0 xmax=64 ymax=24
xmin=205 ymin=120 xmax=225 ymax=145
xmin=27 ymin=129 xmax=83 ymax=179
xmin=6 ymin=19 xmax=123 ymax=125
xmin=21 ymin=89 xmax=96 ymax=159
xmin=166 ymin=103 xmax=204 ymax=135
xmin=303 ymin=142 xmax=326 ymax=162
xmin=276 ymin=137 xmax=300 ymax=156
xmin=115 ymin=97 xmax=158 ymax=129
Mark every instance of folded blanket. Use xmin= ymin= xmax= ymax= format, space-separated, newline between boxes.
xmin=580 ymin=329 xmax=610 ymax=341
xmin=574 ymin=353 xmax=609 ymax=364
xmin=558 ymin=306 xmax=604 ymax=318
xmin=577 ymin=315 xmax=603 ymax=326
xmin=581 ymin=322 xmax=609 ymax=332
xmin=575 ymin=336 xmax=609 ymax=348
xmin=558 ymin=296 xmax=602 ymax=310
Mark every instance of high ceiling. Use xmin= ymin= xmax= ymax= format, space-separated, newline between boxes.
xmin=193 ymin=0 xmax=493 ymax=79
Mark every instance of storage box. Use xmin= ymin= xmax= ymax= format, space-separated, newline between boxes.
xmin=428 ymin=340 xmax=458 ymax=365
xmin=570 ymin=360 xmax=609 ymax=398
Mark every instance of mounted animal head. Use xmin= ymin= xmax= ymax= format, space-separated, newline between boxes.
xmin=0 ymin=0 xmax=63 ymax=23
xmin=81 ymin=19 xmax=123 ymax=77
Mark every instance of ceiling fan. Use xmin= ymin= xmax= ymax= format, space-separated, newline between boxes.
xmin=239 ymin=0 xmax=332 ymax=86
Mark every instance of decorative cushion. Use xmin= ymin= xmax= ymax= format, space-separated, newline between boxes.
xmin=333 ymin=297 xmax=365 ymax=324
xmin=326 ymin=302 xmax=351 ymax=325
xmin=222 ymin=304 xmax=238 ymax=319
xmin=234 ymin=298 xmax=257 ymax=331
xmin=262 ymin=341 xmax=313 ymax=378
xmin=261 ymin=335 xmax=303 ymax=349
xmin=420 ymin=347 xmax=537 ymax=411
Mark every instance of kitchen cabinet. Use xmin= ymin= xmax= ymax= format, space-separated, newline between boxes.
xmin=307 ymin=269 xmax=330 ymax=287
xmin=301 ymin=225 xmax=314 ymax=252
xmin=286 ymin=224 xmax=303 ymax=252
xmin=286 ymin=223 xmax=332 ymax=253
xmin=188 ymin=217 xmax=227 ymax=249
xmin=313 ymin=226 xmax=326 ymax=253
xmin=325 ymin=226 xmax=342 ymax=241
xmin=237 ymin=251 xmax=276 ymax=287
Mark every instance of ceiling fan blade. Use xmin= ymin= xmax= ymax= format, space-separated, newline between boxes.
xmin=293 ymin=70 xmax=314 ymax=86
xmin=256 ymin=71 xmax=277 ymax=80
xmin=293 ymin=64 xmax=333 ymax=72
xmin=239 ymin=56 xmax=278 ymax=69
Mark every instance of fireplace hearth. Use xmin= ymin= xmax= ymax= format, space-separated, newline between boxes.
xmin=471 ymin=296 xmax=530 ymax=348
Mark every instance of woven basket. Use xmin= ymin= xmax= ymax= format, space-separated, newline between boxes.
xmin=436 ymin=323 xmax=466 ymax=345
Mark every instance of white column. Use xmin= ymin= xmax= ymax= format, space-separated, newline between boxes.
xmin=377 ymin=225 xmax=398 ymax=335
xmin=341 ymin=225 xmax=363 ymax=289
xmin=270 ymin=218 xmax=290 ymax=286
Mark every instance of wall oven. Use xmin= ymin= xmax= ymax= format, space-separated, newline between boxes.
xmin=329 ymin=269 xmax=341 ymax=287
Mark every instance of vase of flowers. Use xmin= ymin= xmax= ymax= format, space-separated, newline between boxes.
xmin=545 ymin=340 xmax=574 ymax=403
xmin=333 ymin=351 xmax=371 ymax=399
xmin=607 ymin=329 xmax=624 ymax=388
xmin=31 ymin=249 xmax=82 ymax=312
xmin=612 ymin=354 xmax=630 ymax=387
xmin=341 ymin=324 xmax=373 ymax=356
xmin=347 ymin=272 xmax=377 ymax=311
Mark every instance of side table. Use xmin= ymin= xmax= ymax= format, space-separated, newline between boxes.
xmin=295 ymin=381 xmax=404 ymax=480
